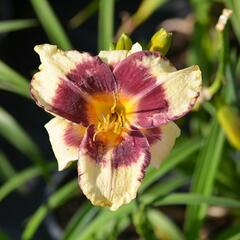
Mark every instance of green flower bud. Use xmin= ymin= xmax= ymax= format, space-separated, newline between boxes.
xmin=116 ymin=33 xmax=133 ymax=50
xmin=217 ymin=105 xmax=240 ymax=150
xmin=148 ymin=28 xmax=172 ymax=55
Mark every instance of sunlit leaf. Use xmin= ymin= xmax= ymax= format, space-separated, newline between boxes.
xmin=117 ymin=0 xmax=168 ymax=35
xmin=184 ymin=119 xmax=225 ymax=239
xmin=148 ymin=209 xmax=184 ymax=240
xmin=75 ymin=203 xmax=136 ymax=240
xmin=141 ymin=137 xmax=202 ymax=192
xmin=0 ymin=19 xmax=38 ymax=33
xmin=30 ymin=0 xmax=72 ymax=50
xmin=98 ymin=0 xmax=114 ymax=50
xmin=141 ymin=174 xmax=188 ymax=205
xmin=225 ymin=0 xmax=240 ymax=43
xmin=63 ymin=203 xmax=98 ymax=240
xmin=154 ymin=193 xmax=240 ymax=208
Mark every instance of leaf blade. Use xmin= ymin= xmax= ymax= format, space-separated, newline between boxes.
xmin=0 ymin=19 xmax=38 ymax=33
xmin=30 ymin=0 xmax=72 ymax=50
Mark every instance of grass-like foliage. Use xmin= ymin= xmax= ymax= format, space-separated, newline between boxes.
xmin=0 ymin=0 xmax=240 ymax=239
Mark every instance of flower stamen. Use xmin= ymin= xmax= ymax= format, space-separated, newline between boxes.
xmin=93 ymin=98 xmax=126 ymax=142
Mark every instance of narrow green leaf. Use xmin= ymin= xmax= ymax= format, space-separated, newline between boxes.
xmin=30 ymin=0 xmax=72 ymax=50
xmin=140 ymin=137 xmax=202 ymax=192
xmin=184 ymin=119 xmax=225 ymax=239
xmin=77 ymin=203 xmax=136 ymax=240
xmin=148 ymin=209 xmax=184 ymax=240
xmin=98 ymin=0 xmax=114 ymax=50
xmin=133 ymin=207 xmax=158 ymax=240
xmin=0 ymin=163 xmax=54 ymax=202
xmin=225 ymin=0 xmax=240 ymax=43
xmin=0 ymin=151 xmax=16 ymax=181
xmin=0 ymin=107 xmax=48 ymax=177
xmin=141 ymin=175 xmax=188 ymax=205
xmin=117 ymin=0 xmax=168 ymax=35
xmin=225 ymin=62 xmax=238 ymax=104
xmin=22 ymin=179 xmax=79 ymax=240
xmin=153 ymin=193 xmax=240 ymax=208
xmin=63 ymin=203 xmax=98 ymax=240
xmin=0 ymin=60 xmax=30 ymax=98
xmin=68 ymin=0 xmax=98 ymax=29
xmin=0 ymin=19 xmax=38 ymax=33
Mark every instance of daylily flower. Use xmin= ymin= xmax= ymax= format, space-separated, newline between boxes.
xmin=30 ymin=43 xmax=202 ymax=210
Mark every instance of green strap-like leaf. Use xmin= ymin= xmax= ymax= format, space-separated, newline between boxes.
xmin=0 ymin=60 xmax=30 ymax=98
xmin=22 ymin=179 xmax=79 ymax=240
xmin=30 ymin=0 xmax=72 ymax=50
xmin=68 ymin=0 xmax=99 ymax=29
xmin=0 ymin=107 xmax=49 ymax=177
xmin=98 ymin=0 xmax=114 ymax=51
xmin=141 ymin=137 xmax=202 ymax=192
xmin=148 ymin=209 xmax=184 ymax=240
xmin=63 ymin=203 xmax=98 ymax=240
xmin=225 ymin=0 xmax=240 ymax=44
xmin=184 ymin=119 xmax=225 ymax=239
xmin=153 ymin=193 xmax=240 ymax=208
xmin=141 ymin=175 xmax=188 ymax=205
xmin=0 ymin=19 xmax=38 ymax=33
xmin=76 ymin=203 xmax=136 ymax=240
xmin=0 ymin=151 xmax=16 ymax=181
xmin=0 ymin=163 xmax=55 ymax=202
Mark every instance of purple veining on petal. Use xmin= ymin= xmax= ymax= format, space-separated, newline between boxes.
xmin=67 ymin=56 xmax=117 ymax=94
xmin=142 ymin=127 xmax=162 ymax=145
xmin=138 ymin=151 xmax=151 ymax=181
xmin=135 ymin=86 xmax=169 ymax=128
xmin=52 ymin=56 xmax=117 ymax=125
xmin=31 ymin=54 xmax=117 ymax=126
xmin=114 ymin=51 xmax=161 ymax=95
xmin=52 ymin=80 xmax=89 ymax=125
xmin=111 ymin=129 xmax=150 ymax=169
xmin=80 ymin=125 xmax=108 ymax=165
xmin=80 ymin=125 xmax=150 ymax=169
xmin=64 ymin=124 xmax=84 ymax=147
xmin=113 ymin=51 xmax=170 ymax=128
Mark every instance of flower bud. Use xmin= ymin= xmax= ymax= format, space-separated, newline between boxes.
xmin=217 ymin=105 xmax=240 ymax=150
xmin=116 ymin=33 xmax=133 ymax=50
xmin=148 ymin=28 xmax=172 ymax=55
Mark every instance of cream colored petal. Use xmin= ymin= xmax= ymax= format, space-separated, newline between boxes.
xmin=113 ymin=51 xmax=202 ymax=128
xmin=127 ymin=42 xmax=143 ymax=55
xmin=31 ymin=44 xmax=117 ymax=126
xmin=98 ymin=50 xmax=128 ymax=68
xmin=160 ymin=65 xmax=202 ymax=120
xmin=31 ymin=44 xmax=91 ymax=109
xmin=148 ymin=122 xmax=180 ymax=168
xmin=78 ymin=151 xmax=148 ymax=210
xmin=78 ymin=126 xmax=150 ymax=210
xmin=98 ymin=42 xmax=143 ymax=68
xmin=45 ymin=117 xmax=86 ymax=171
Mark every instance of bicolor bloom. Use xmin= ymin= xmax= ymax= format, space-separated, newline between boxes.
xmin=30 ymin=43 xmax=202 ymax=210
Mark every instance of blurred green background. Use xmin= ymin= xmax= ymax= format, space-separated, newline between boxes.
xmin=0 ymin=0 xmax=240 ymax=239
